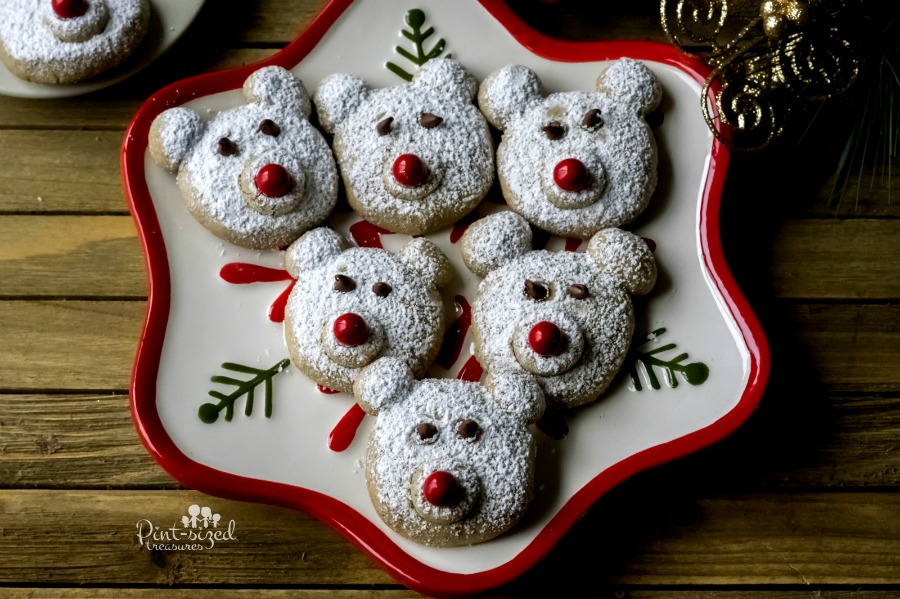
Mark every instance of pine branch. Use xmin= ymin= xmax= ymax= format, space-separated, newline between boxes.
xmin=385 ymin=8 xmax=452 ymax=82
xmin=628 ymin=328 xmax=710 ymax=391
xmin=198 ymin=359 xmax=291 ymax=424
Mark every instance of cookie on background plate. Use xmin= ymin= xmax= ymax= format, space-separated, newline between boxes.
xmin=0 ymin=0 xmax=150 ymax=84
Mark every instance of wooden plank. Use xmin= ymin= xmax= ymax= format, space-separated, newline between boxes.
xmin=786 ymin=303 xmax=900 ymax=392
xmin=240 ymin=0 xmax=330 ymax=44
xmin=0 ymin=131 xmax=128 ymax=214
xmin=0 ymin=301 xmax=897 ymax=392
xmin=0 ymin=301 xmax=142 ymax=392
xmin=0 ymin=592 xmax=897 ymax=599
xmin=0 ymin=490 xmax=394 ymax=585
xmin=2 ymin=216 xmax=899 ymax=300
xmin=0 ymin=490 xmax=897 ymax=586
xmin=2 ymin=392 xmax=898 ymax=490
xmin=0 ymin=394 xmax=175 ymax=489
xmin=0 ymin=216 xmax=146 ymax=298
xmin=0 ymin=591 xmax=417 ymax=599
xmin=770 ymin=220 xmax=900 ymax=300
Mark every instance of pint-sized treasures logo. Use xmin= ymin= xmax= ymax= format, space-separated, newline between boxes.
xmin=136 ymin=504 xmax=237 ymax=551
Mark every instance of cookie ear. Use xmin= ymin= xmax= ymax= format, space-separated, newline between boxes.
xmin=477 ymin=64 xmax=543 ymax=130
xmin=596 ymin=58 xmax=661 ymax=117
xmin=485 ymin=370 xmax=545 ymax=425
xmin=243 ymin=66 xmax=312 ymax=117
xmin=354 ymin=357 xmax=415 ymax=415
xmin=586 ymin=228 xmax=657 ymax=296
xmin=461 ymin=211 xmax=532 ymax=278
xmin=413 ymin=58 xmax=477 ymax=104
xmin=283 ymin=227 xmax=348 ymax=278
xmin=149 ymin=107 xmax=205 ymax=172
xmin=313 ymin=73 xmax=371 ymax=133
xmin=399 ymin=238 xmax=452 ymax=289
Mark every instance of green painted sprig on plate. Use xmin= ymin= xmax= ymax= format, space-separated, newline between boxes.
xmin=386 ymin=8 xmax=452 ymax=81
xmin=628 ymin=328 xmax=709 ymax=391
xmin=198 ymin=359 xmax=291 ymax=424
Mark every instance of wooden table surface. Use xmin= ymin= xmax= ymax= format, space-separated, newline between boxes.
xmin=1 ymin=1 xmax=898 ymax=597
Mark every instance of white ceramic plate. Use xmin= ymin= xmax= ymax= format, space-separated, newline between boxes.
xmin=0 ymin=0 xmax=205 ymax=98
xmin=123 ymin=0 xmax=769 ymax=594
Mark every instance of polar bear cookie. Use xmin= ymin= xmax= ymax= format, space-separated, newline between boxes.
xmin=461 ymin=211 xmax=656 ymax=409
xmin=313 ymin=59 xmax=494 ymax=235
xmin=354 ymin=357 xmax=545 ymax=546
xmin=478 ymin=58 xmax=662 ymax=239
xmin=149 ymin=66 xmax=338 ymax=250
xmin=283 ymin=228 xmax=452 ymax=393
xmin=0 ymin=0 xmax=149 ymax=84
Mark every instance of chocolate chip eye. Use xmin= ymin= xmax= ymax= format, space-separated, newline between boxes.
xmin=216 ymin=137 xmax=238 ymax=156
xmin=258 ymin=119 xmax=281 ymax=137
xmin=541 ymin=121 xmax=565 ymax=140
xmin=372 ymin=282 xmax=392 ymax=297
xmin=567 ymin=283 xmax=589 ymax=299
xmin=457 ymin=419 xmax=482 ymax=441
xmin=524 ymin=279 xmax=548 ymax=301
xmin=419 ymin=112 xmax=444 ymax=129
xmin=416 ymin=422 xmax=438 ymax=443
xmin=582 ymin=108 xmax=603 ymax=130
xmin=333 ymin=274 xmax=356 ymax=292
xmin=376 ymin=116 xmax=394 ymax=136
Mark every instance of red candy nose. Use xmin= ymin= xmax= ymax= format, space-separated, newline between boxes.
xmin=255 ymin=163 xmax=294 ymax=198
xmin=392 ymin=153 xmax=428 ymax=187
xmin=529 ymin=321 xmax=566 ymax=357
xmin=423 ymin=471 xmax=463 ymax=507
xmin=53 ymin=0 xmax=88 ymax=18
xmin=333 ymin=313 xmax=370 ymax=347
xmin=553 ymin=158 xmax=590 ymax=192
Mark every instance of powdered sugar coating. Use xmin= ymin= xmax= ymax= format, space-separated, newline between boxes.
xmin=149 ymin=66 xmax=338 ymax=250
xmin=284 ymin=229 xmax=451 ymax=393
xmin=313 ymin=59 xmax=494 ymax=235
xmin=462 ymin=211 xmax=657 ymax=408
xmin=354 ymin=357 xmax=544 ymax=546
xmin=0 ymin=0 xmax=149 ymax=84
xmin=478 ymin=58 xmax=662 ymax=239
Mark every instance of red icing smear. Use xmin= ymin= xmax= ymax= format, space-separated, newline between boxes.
xmin=349 ymin=221 xmax=393 ymax=248
xmin=456 ymin=355 xmax=484 ymax=382
xmin=435 ymin=295 xmax=472 ymax=369
xmin=565 ymin=238 xmax=582 ymax=252
xmin=329 ymin=403 xmax=366 ymax=452
xmin=219 ymin=263 xmax=296 ymax=323
xmin=317 ymin=384 xmax=340 ymax=394
xmin=642 ymin=237 xmax=657 ymax=252
xmin=449 ymin=210 xmax=482 ymax=244
xmin=267 ymin=280 xmax=296 ymax=323
xmin=219 ymin=262 xmax=292 ymax=283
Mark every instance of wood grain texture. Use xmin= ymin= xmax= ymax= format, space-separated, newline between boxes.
xmin=1 ymin=301 xmax=897 ymax=392
xmin=0 ymin=490 xmax=897 ymax=586
xmin=2 ymin=592 xmax=898 ymax=599
xmin=2 ymin=216 xmax=899 ymax=301
xmin=0 ymin=394 xmax=175 ymax=489
xmin=0 ymin=131 xmax=128 ymax=214
xmin=1 ymin=392 xmax=897 ymax=490
xmin=0 ymin=301 xmax=142 ymax=392
xmin=0 ymin=216 xmax=146 ymax=297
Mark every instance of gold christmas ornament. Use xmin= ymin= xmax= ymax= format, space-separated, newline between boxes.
xmin=661 ymin=0 xmax=860 ymax=151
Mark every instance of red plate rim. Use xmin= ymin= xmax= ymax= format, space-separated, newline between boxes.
xmin=121 ymin=0 xmax=770 ymax=595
